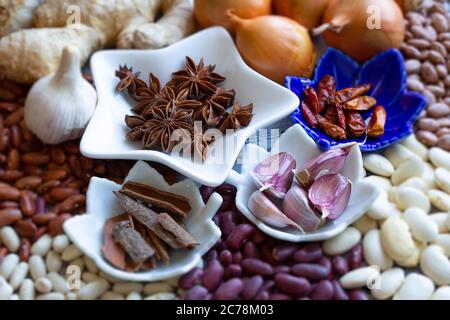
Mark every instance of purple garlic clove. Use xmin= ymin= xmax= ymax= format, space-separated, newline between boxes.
xmin=248 ymin=190 xmax=302 ymax=231
xmin=295 ymin=144 xmax=356 ymax=188
xmin=282 ymin=186 xmax=323 ymax=232
xmin=308 ymin=173 xmax=352 ymax=220
xmin=251 ymin=152 xmax=296 ymax=199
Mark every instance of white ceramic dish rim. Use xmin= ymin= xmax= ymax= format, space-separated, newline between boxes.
xmin=80 ymin=27 xmax=300 ymax=187
xmin=63 ymin=161 xmax=222 ymax=282
xmin=226 ymin=124 xmax=380 ymax=242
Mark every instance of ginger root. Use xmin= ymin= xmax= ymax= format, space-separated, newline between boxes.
xmin=0 ymin=0 xmax=40 ymax=37
xmin=0 ymin=0 xmax=195 ymax=84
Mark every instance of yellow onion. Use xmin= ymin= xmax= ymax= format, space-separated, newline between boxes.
xmin=316 ymin=0 xmax=405 ymax=62
xmin=194 ymin=0 xmax=271 ymax=31
xmin=228 ymin=11 xmax=316 ymax=84
xmin=273 ymin=0 xmax=330 ymax=30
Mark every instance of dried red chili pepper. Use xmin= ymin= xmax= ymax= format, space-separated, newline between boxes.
xmin=343 ymin=96 xmax=377 ymax=111
xmin=368 ymin=106 xmax=387 ymax=138
xmin=317 ymin=75 xmax=336 ymax=113
xmin=345 ymin=111 xmax=366 ymax=138
xmin=316 ymin=115 xmax=347 ymax=140
xmin=301 ymin=101 xmax=318 ymax=128
xmin=334 ymin=84 xmax=371 ymax=104
xmin=324 ymin=104 xmax=338 ymax=123
xmin=335 ymin=104 xmax=346 ymax=129
xmin=302 ymin=87 xmax=320 ymax=114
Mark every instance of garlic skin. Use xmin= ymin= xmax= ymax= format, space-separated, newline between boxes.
xmin=24 ymin=46 xmax=97 ymax=144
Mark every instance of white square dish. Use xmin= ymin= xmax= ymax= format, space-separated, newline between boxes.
xmin=81 ymin=27 xmax=299 ymax=187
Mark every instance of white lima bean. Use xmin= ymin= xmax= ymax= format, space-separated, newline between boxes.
xmin=46 ymin=251 xmax=63 ymax=273
xmin=77 ymin=279 xmax=109 ymax=300
xmin=429 ymin=147 xmax=450 ymax=171
xmin=36 ymin=292 xmax=65 ymax=300
xmin=422 ymin=163 xmax=437 ymax=190
xmin=391 ymin=156 xmax=425 ymax=186
xmin=0 ymin=279 xmax=13 ymax=300
xmin=400 ymin=177 xmax=428 ymax=193
xmin=101 ymin=291 xmax=125 ymax=300
xmin=395 ymin=240 xmax=422 ymax=269
xmin=0 ymin=254 xmax=19 ymax=279
xmin=322 ymin=227 xmax=361 ymax=256
xmin=19 ymin=279 xmax=35 ymax=300
xmin=65 ymin=292 xmax=78 ymax=300
xmin=29 ymin=255 xmax=47 ymax=280
xmin=380 ymin=217 xmax=416 ymax=262
xmin=0 ymin=226 xmax=20 ymax=252
xmin=31 ymin=234 xmax=52 ymax=256
xmin=429 ymin=213 xmax=449 ymax=233
xmin=82 ymin=272 xmax=101 ymax=283
xmin=401 ymin=135 xmax=428 ymax=160
xmin=112 ymin=282 xmax=143 ymax=295
xmin=144 ymin=292 xmax=176 ymax=300
xmin=384 ymin=144 xmax=415 ymax=168
xmin=363 ymin=230 xmax=393 ymax=271
xmin=352 ymin=215 xmax=378 ymax=235
xmin=430 ymin=287 xmax=450 ymax=300
xmin=143 ymin=282 xmax=173 ymax=295
xmin=69 ymin=257 xmax=85 ymax=272
xmin=371 ymin=268 xmax=405 ymax=300
xmin=9 ymin=262 xmax=29 ymax=290
xmin=339 ymin=267 xmax=380 ymax=289
xmin=393 ymin=273 xmax=435 ymax=300
xmin=126 ymin=292 xmax=142 ymax=300
xmin=363 ymin=154 xmax=394 ymax=177
xmin=420 ymin=245 xmax=450 ymax=286
xmin=35 ymin=277 xmax=53 ymax=293
xmin=362 ymin=176 xmax=392 ymax=192
xmin=395 ymin=186 xmax=431 ymax=213
xmin=366 ymin=193 xmax=401 ymax=221
xmin=47 ymin=272 xmax=70 ymax=293
xmin=403 ymin=208 xmax=438 ymax=242
xmin=435 ymin=168 xmax=450 ymax=193
xmin=83 ymin=256 xmax=98 ymax=274
xmin=52 ymin=234 xmax=70 ymax=253
xmin=435 ymin=234 xmax=450 ymax=257
xmin=427 ymin=190 xmax=450 ymax=212
xmin=447 ymin=213 xmax=450 ymax=230
xmin=62 ymin=245 xmax=83 ymax=261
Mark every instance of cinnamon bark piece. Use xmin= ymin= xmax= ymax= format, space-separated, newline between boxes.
xmin=114 ymin=191 xmax=180 ymax=249
xmin=159 ymin=213 xmax=198 ymax=249
xmin=101 ymin=214 xmax=128 ymax=270
xmin=147 ymin=229 xmax=170 ymax=265
xmin=112 ymin=221 xmax=155 ymax=264
xmin=121 ymin=181 xmax=191 ymax=217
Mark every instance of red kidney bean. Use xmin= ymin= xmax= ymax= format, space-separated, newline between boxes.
xmin=242 ymin=276 xmax=264 ymax=300
xmin=291 ymin=263 xmax=329 ymax=280
xmin=231 ymin=251 xmax=242 ymax=264
xmin=332 ymin=280 xmax=349 ymax=300
xmin=216 ymin=240 xmax=227 ymax=252
xmin=219 ymin=211 xmax=237 ymax=237
xmin=243 ymin=242 xmax=260 ymax=259
xmin=348 ymin=244 xmax=363 ymax=269
xmin=35 ymin=196 xmax=46 ymax=214
xmin=219 ymin=250 xmax=232 ymax=266
xmin=218 ymin=194 xmax=233 ymax=212
xmin=293 ymin=244 xmax=322 ymax=262
xmin=226 ymin=223 xmax=254 ymax=251
xmin=318 ymin=256 xmax=332 ymax=276
xmin=213 ymin=278 xmax=244 ymax=300
xmin=251 ymin=229 xmax=266 ymax=244
xmin=179 ymin=267 xmax=204 ymax=290
xmin=310 ymin=280 xmax=334 ymax=300
xmin=212 ymin=215 xmax=219 ymax=227
xmin=255 ymin=290 xmax=269 ymax=300
xmin=299 ymin=297 xmax=310 ymax=300
xmin=260 ymin=280 xmax=275 ymax=293
xmin=332 ymin=256 xmax=349 ymax=275
xmin=224 ymin=264 xmax=242 ymax=279
xmin=204 ymin=250 xmax=218 ymax=262
xmin=348 ymin=289 xmax=369 ymax=300
xmin=270 ymin=293 xmax=293 ymax=300
xmin=272 ymin=244 xmax=297 ymax=262
xmin=259 ymin=243 xmax=278 ymax=265
xmin=273 ymin=265 xmax=290 ymax=274
xmin=199 ymin=186 xmax=214 ymax=204
xmin=241 ymin=258 xmax=273 ymax=276
xmin=274 ymin=274 xmax=310 ymax=295
xmin=216 ymin=184 xmax=236 ymax=195
xmin=183 ymin=286 xmax=209 ymax=300
xmin=201 ymin=260 xmax=224 ymax=292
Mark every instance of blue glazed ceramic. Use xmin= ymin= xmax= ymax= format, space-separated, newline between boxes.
xmin=286 ymin=48 xmax=427 ymax=152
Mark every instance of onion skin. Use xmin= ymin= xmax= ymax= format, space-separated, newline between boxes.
xmin=229 ymin=12 xmax=316 ymax=84
xmin=194 ymin=0 xmax=271 ymax=31
xmin=322 ymin=0 xmax=405 ymax=62
xmin=273 ymin=0 xmax=330 ymax=30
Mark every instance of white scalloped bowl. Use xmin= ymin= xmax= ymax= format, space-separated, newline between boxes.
xmin=81 ymin=27 xmax=299 ymax=187
xmin=226 ymin=124 xmax=380 ymax=242
xmin=63 ymin=161 xmax=222 ymax=282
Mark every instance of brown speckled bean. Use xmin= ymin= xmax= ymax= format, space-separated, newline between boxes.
xmin=416 ymin=130 xmax=439 ymax=146
xmin=417 ymin=118 xmax=440 ymax=131
xmin=438 ymin=134 xmax=450 ymax=150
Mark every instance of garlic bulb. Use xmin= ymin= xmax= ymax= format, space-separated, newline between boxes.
xmin=24 ymin=46 xmax=97 ymax=144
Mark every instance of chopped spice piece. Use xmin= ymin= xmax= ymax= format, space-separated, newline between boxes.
xmin=101 ymin=214 xmax=128 ymax=270
xmin=121 ymin=181 xmax=191 ymax=217
xmin=147 ymin=229 xmax=170 ymax=265
xmin=159 ymin=213 xmax=199 ymax=249
xmin=112 ymin=221 xmax=155 ymax=264
xmin=368 ymin=105 xmax=387 ymax=138
xmin=334 ymin=84 xmax=371 ymax=104
xmin=343 ymin=96 xmax=377 ymax=111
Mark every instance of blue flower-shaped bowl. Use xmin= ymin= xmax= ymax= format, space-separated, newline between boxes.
xmin=287 ymin=48 xmax=427 ymax=152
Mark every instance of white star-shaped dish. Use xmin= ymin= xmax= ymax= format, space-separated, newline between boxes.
xmin=81 ymin=27 xmax=299 ymax=187
xmin=226 ymin=124 xmax=380 ymax=242
xmin=64 ymin=161 xmax=222 ymax=282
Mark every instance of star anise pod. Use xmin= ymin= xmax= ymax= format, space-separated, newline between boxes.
xmin=131 ymin=73 xmax=166 ymax=115
xmin=218 ymin=102 xmax=254 ymax=132
xmin=194 ymin=88 xmax=235 ymax=127
xmin=171 ymin=57 xmax=226 ymax=98
xmin=115 ymin=65 xmax=147 ymax=93
xmin=192 ymin=122 xmax=209 ymax=161
xmin=141 ymin=104 xmax=194 ymax=153
xmin=124 ymin=114 xmax=147 ymax=141
xmin=142 ymin=85 xmax=202 ymax=119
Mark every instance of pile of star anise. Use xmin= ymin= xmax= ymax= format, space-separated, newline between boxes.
xmin=115 ymin=57 xmax=254 ymax=160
